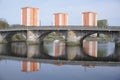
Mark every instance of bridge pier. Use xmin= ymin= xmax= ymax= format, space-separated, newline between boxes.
xmin=64 ymin=31 xmax=68 ymax=42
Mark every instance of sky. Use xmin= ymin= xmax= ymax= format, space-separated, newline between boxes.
xmin=0 ymin=0 xmax=120 ymax=26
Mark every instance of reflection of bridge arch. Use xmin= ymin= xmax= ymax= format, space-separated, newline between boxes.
xmin=41 ymin=41 xmax=120 ymax=61
xmin=42 ymin=41 xmax=98 ymax=60
xmin=9 ymin=41 xmax=120 ymax=62
xmin=41 ymin=40 xmax=120 ymax=61
xmin=81 ymin=44 xmax=120 ymax=61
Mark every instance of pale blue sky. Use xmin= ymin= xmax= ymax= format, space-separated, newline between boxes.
xmin=0 ymin=0 xmax=120 ymax=26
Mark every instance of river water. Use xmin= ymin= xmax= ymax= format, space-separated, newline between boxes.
xmin=0 ymin=40 xmax=120 ymax=80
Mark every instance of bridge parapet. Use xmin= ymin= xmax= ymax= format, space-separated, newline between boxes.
xmin=0 ymin=26 xmax=120 ymax=31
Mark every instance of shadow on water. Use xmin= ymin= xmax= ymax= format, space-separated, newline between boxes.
xmin=0 ymin=40 xmax=120 ymax=62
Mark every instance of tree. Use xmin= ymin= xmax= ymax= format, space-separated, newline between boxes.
xmin=0 ymin=19 xmax=9 ymax=28
xmin=97 ymin=19 xmax=108 ymax=28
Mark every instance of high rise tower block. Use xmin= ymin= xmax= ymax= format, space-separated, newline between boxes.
xmin=53 ymin=13 xmax=68 ymax=27
xmin=82 ymin=12 xmax=97 ymax=26
xmin=21 ymin=7 xmax=39 ymax=26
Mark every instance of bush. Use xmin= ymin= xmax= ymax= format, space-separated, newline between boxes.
xmin=0 ymin=19 xmax=9 ymax=28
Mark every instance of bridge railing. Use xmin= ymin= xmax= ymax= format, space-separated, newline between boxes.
xmin=0 ymin=25 xmax=120 ymax=31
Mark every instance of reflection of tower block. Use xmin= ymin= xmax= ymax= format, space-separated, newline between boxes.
xmin=83 ymin=41 xmax=97 ymax=57
xmin=53 ymin=40 xmax=65 ymax=57
xmin=22 ymin=61 xmax=39 ymax=72
xmin=53 ymin=40 xmax=60 ymax=57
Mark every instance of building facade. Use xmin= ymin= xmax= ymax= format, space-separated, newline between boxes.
xmin=82 ymin=12 xmax=97 ymax=26
xmin=21 ymin=7 xmax=39 ymax=26
xmin=53 ymin=13 xmax=68 ymax=27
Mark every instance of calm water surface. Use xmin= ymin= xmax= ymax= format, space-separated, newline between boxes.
xmin=0 ymin=40 xmax=120 ymax=80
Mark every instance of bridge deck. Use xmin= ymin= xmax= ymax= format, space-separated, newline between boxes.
xmin=0 ymin=26 xmax=120 ymax=32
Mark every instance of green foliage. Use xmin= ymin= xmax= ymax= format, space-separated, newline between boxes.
xmin=97 ymin=49 xmax=107 ymax=57
xmin=44 ymin=32 xmax=64 ymax=40
xmin=97 ymin=19 xmax=108 ymax=27
xmin=0 ymin=19 xmax=9 ymax=28
xmin=43 ymin=47 xmax=49 ymax=54
xmin=12 ymin=33 xmax=25 ymax=41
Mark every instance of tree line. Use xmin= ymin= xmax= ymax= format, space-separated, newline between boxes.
xmin=0 ymin=18 xmax=9 ymax=28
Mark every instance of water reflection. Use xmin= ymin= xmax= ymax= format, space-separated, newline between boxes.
xmin=11 ymin=42 xmax=41 ymax=58
xmin=0 ymin=60 xmax=120 ymax=80
xmin=97 ymin=42 xmax=115 ymax=57
xmin=83 ymin=41 xmax=97 ymax=57
xmin=0 ymin=44 xmax=9 ymax=55
xmin=44 ymin=40 xmax=65 ymax=57
xmin=11 ymin=42 xmax=40 ymax=72
xmin=83 ymin=41 xmax=116 ymax=58
xmin=0 ymin=41 xmax=120 ymax=79
xmin=67 ymin=46 xmax=81 ymax=60
xmin=11 ymin=42 xmax=27 ymax=57
xmin=45 ymin=40 xmax=82 ymax=60
xmin=22 ymin=61 xmax=39 ymax=72
xmin=0 ymin=40 xmax=120 ymax=62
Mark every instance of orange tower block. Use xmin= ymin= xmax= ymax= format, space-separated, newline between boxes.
xmin=21 ymin=7 xmax=39 ymax=26
xmin=53 ymin=13 xmax=68 ymax=27
xmin=82 ymin=12 xmax=97 ymax=26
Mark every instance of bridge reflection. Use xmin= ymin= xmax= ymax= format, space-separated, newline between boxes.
xmin=83 ymin=41 xmax=97 ymax=57
xmin=0 ymin=41 xmax=120 ymax=65
xmin=11 ymin=42 xmax=40 ymax=72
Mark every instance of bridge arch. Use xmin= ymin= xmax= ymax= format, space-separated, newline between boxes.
xmin=39 ymin=31 xmax=66 ymax=41
xmin=4 ymin=31 xmax=27 ymax=42
xmin=80 ymin=32 xmax=97 ymax=46
xmin=79 ymin=31 xmax=118 ymax=46
xmin=39 ymin=31 xmax=52 ymax=40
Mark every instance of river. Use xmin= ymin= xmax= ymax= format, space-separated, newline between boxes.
xmin=0 ymin=40 xmax=120 ymax=80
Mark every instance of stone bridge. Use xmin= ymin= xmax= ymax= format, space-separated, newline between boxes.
xmin=0 ymin=26 xmax=120 ymax=45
